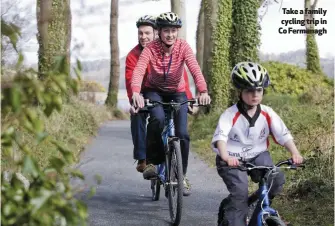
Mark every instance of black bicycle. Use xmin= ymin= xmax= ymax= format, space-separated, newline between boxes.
xmin=139 ymin=98 xmax=205 ymax=226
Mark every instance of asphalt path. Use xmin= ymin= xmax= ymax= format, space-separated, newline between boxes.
xmin=75 ymin=120 xmax=228 ymax=226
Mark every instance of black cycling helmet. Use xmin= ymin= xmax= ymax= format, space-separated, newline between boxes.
xmin=156 ymin=12 xmax=182 ymax=28
xmin=136 ymin=15 xmax=157 ymax=29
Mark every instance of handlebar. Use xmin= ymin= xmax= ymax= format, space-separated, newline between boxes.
xmin=227 ymin=158 xmax=305 ymax=172
xmin=134 ymin=98 xmax=208 ymax=113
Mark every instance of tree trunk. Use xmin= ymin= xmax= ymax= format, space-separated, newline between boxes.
xmin=207 ymin=0 xmax=233 ymax=110
xmin=230 ymin=0 xmax=260 ymax=68
xmin=171 ymin=0 xmax=186 ymax=40
xmin=202 ymin=0 xmax=218 ymax=84
xmin=305 ymin=0 xmax=322 ymax=74
xmin=105 ymin=0 xmax=120 ymax=108
xmin=196 ymin=0 xmax=205 ymax=71
xmin=37 ymin=0 xmax=71 ymax=79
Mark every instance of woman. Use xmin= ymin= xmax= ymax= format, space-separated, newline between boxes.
xmin=131 ymin=12 xmax=211 ymax=196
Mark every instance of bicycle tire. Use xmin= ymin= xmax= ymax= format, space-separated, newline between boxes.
xmin=262 ymin=216 xmax=287 ymax=226
xmin=167 ymin=140 xmax=183 ymax=226
xmin=217 ymin=197 xmax=229 ymax=226
xmin=151 ymin=178 xmax=160 ymax=201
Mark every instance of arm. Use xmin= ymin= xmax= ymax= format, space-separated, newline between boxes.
xmin=131 ymin=47 xmax=152 ymax=94
xmin=183 ymin=42 xmax=207 ymax=93
xmin=269 ymin=108 xmax=303 ymax=164
xmin=211 ymin=111 xmax=233 ymax=160
xmin=125 ymin=54 xmax=137 ymax=103
xmin=183 ymin=68 xmax=193 ymax=99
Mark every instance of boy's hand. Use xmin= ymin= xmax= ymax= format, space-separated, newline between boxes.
xmin=291 ymin=153 xmax=304 ymax=165
xmin=222 ymin=156 xmax=240 ymax=167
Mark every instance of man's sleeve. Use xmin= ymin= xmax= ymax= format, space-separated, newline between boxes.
xmin=125 ymin=54 xmax=136 ymax=103
xmin=211 ymin=110 xmax=233 ymax=152
xmin=268 ymin=108 xmax=294 ymax=146
xmin=183 ymin=68 xmax=193 ymax=99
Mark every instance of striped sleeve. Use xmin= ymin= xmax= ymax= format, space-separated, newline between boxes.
xmin=183 ymin=42 xmax=207 ymax=93
xmin=131 ymin=47 xmax=152 ymax=93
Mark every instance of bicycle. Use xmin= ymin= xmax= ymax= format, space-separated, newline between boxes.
xmin=138 ymin=98 xmax=205 ymax=226
xmin=217 ymin=158 xmax=305 ymax=226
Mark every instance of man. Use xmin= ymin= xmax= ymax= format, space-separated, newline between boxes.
xmin=125 ymin=15 xmax=194 ymax=173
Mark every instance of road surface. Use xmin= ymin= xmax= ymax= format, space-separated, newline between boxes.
xmin=75 ymin=120 xmax=228 ymax=226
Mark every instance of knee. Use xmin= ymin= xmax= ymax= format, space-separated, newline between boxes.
xmin=270 ymin=170 xmax=286 ymax=196
xmin=230 ymin=187 xmax=249 ymax=208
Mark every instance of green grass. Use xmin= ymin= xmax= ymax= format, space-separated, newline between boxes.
xmin=1 ymin=97 xmax=117 ymax=171
xmin=189 ymin=91 xmax=334 ymax=226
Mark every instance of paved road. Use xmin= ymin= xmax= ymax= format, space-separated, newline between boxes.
xmin=75 ymin=120 xmax=228 ymax=226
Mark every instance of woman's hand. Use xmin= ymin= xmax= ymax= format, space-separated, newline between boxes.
xmin=199 ymin=92 xmax=211 ymax=105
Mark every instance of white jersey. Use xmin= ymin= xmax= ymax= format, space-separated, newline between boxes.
xmin=211 ymin=104 xmax=293 ymax=159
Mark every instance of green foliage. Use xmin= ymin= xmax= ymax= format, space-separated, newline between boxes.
xmin=306 ymin=33 xmax=322 ymax=74
xmin=1 ymin=22 xmax=93 ymax=224
xmin=207 ymin=0 xmax=233 ymax=110
xmin=1 ymin=17 xmax=22 ymax=52
xmin=263 ymin=61 xmax=333 ymax=96
xmin=230 ymin=0 xmax=260 ymax=67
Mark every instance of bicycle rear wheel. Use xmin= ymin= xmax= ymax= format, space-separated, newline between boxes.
xmin=167 ymin=140 xmax=183 ymax=226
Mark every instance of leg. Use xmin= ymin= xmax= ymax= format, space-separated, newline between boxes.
xmin=167 ymin=93 xmax=192 ymax=196
xmin=130 ymin=112 xmax=147 ymax=172
xmin=142 ymin=91 xmax=165 ymax=179
xmin=248 ymin=151 xmax=286 ymax=226
xmin=171 ymin=93 xmax=189 ymax=176
xmin=216 ymin=155 xmax=249 ymax=226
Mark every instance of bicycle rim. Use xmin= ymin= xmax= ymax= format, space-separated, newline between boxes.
xmin=167 ymin=140 xmax=183 ymax=226
xmin=151 ymin=179 xmax=160 ymax=201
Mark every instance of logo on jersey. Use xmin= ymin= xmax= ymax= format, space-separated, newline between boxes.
xmin=242 ymin=146 xmax=253 ymax=153
xmin=258 ymin=127 xmax=266 ymax=140
xmin=214 ymin=129 xmax=225 ymax=137
xmin=229 ymin=134 xmax=240 ymax=142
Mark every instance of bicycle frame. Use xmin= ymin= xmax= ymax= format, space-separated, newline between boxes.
xmin=156 ymin=107 xmax=177 ymax=185
xmin=255 ymin=178 xmax=279 ymax=226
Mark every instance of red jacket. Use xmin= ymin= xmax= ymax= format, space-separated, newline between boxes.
xmin=125 ymin=44 xmax=193 ymax=103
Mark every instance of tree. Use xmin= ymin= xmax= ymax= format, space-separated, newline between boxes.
xmin=202 ymin=0 xmax=219 ymax=82
xmin=230 ymin=0 xmax=260 ymax=67
xmin=36 ymin=0 xmax=71 ymax=78
xmin=207 ymin=0 xmax=233 ymax=110
xmin=196 ymin=0 xmax=205 ymax=72
xmin=105 ymin=0 xmax=120 ymax=108
xmin=171 ymin=0 xmax=187 ymax=40
xmin=304 ymin=0 xmax=322 ymax=74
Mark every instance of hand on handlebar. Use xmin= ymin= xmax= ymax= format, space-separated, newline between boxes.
xmin=291 ymin=153 xmax=304 ymax=165
xmin=129 ymin=105 xmax=139 ymax=115
xmin=132 ymin=92 xmax=144 ymax=108
xmin=221 ymin=156 xmax=240 ymax=167
xmin=198 ymin=92 xmax=211 ymax=105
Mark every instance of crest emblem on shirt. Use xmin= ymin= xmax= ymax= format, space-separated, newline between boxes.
xmin=258 ymin=127 xmax=266 ymax=140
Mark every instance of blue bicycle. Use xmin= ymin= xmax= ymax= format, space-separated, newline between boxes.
xmin=139 ymin=98 xmax=203 ymax=226
xmin=217 ymin=158 xmax=304 ymax=226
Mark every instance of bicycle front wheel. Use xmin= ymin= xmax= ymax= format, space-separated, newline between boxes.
xmin=167 ymin=140 xmax=184 ymax=226
xmin=262 ymin=216 xmax=287 ymax=226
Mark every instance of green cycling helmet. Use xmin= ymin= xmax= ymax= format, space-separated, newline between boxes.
xmin=231 ymin=62 xmax=270 ymax=90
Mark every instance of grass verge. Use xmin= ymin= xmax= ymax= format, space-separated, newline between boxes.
xmin=1 ymin=96 xmax=127 ymax=171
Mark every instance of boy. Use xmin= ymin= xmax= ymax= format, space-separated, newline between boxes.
xmin=211 ymin=62 xmax=303 ymax=226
